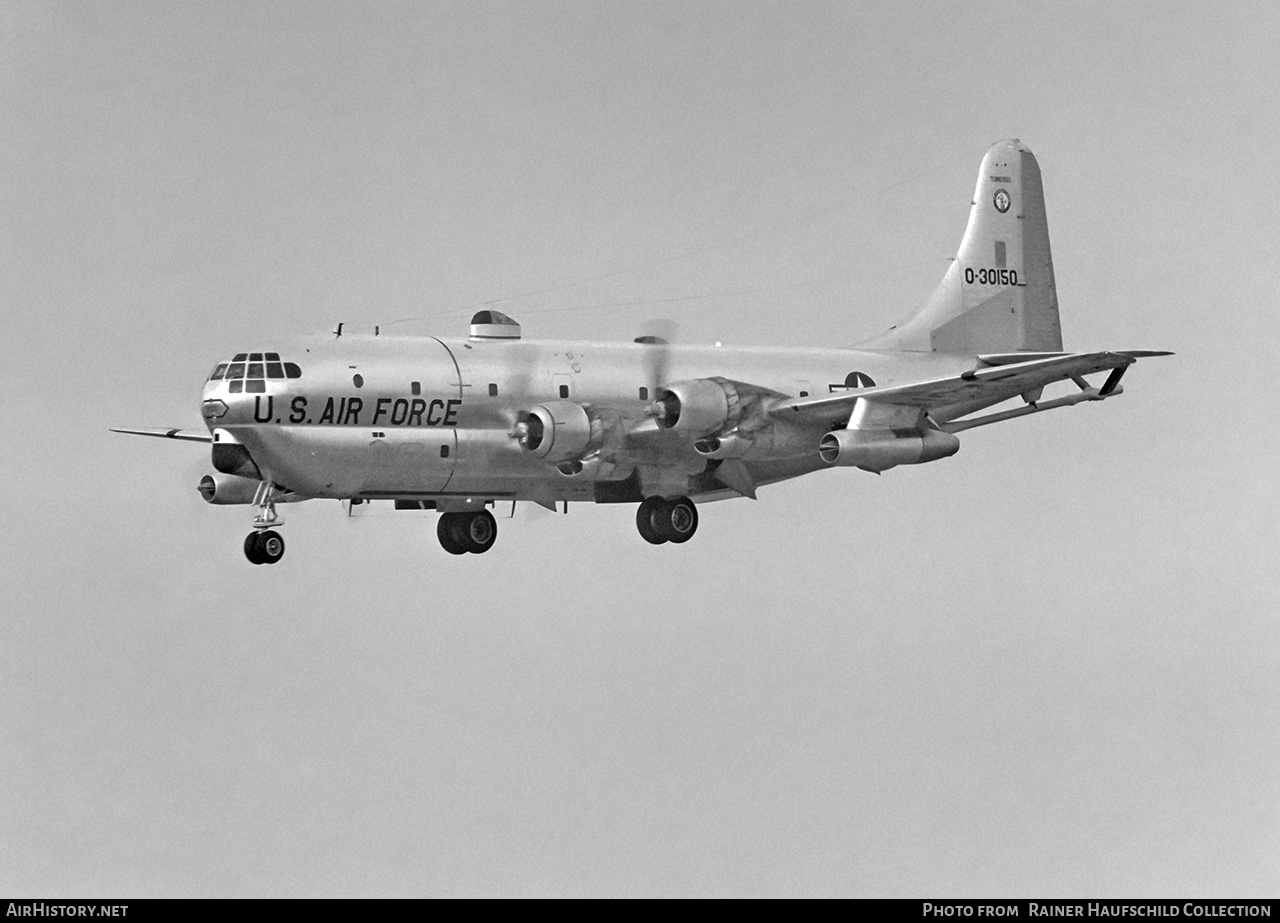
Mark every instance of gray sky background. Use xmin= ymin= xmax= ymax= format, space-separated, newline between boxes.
xmin=3 ymin=0 xmax=1277 ymax=897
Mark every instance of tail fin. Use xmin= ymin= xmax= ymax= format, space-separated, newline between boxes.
xmin=862 ymin=139 xmax=1063 ymax=354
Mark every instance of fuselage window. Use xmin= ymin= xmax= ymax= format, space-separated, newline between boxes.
xmin=227 ymin=363 xmax=246 ymax=379
xmin=488 ymin=383 xmax=498 ymax=397
xmin=247 ymin=363 xmax=264 ymax=380
xmin=639 ymin=387 xmax=649 ymax=401
xmin=559 ymin=385 xmax=569 ymax=398
xmin=284 ymin=363 xmax=302 ymax=379
xmin=440 ymin=444 xmax=450 ymax=458
xmin=209 ymin=363 xmax=228 ymax=381
xmin=411 ymin=381 xmax=421 ymax=396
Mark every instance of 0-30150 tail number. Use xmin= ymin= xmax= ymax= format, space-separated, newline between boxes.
xmin=965 ymin=267 xmax=1018 ymax=286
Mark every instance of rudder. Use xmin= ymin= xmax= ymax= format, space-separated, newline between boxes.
xmin=863 ymin=139 xmax=1063 ymax=354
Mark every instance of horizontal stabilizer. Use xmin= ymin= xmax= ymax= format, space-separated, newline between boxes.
xmin=978 ymin=350 xmax=1172 ymax=364
xmin=110 ymin=427 xmax=213 ymax=443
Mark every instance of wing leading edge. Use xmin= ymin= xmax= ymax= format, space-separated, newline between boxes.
xmin=769 ymin=351 xmax=1172 ymax=424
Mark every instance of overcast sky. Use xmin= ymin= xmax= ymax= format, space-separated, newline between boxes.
xmin=3 ymin=0 xmax=1277 ymax=897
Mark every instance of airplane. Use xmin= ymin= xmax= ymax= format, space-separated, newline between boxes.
xmin=114 ymin=139 xmax=1170 ymax=564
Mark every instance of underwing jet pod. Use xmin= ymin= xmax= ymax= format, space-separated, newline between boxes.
xmin=114 ymin=139 xmax=1170 ymax=563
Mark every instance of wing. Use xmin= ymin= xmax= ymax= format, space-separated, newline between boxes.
xmin=110 ymin=427 xmax=213 ymax=442
xmin=769 ymin=350 xmax=1173 ymax=422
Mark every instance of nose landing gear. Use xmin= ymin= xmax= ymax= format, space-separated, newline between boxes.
xmin=636 ymin=495 xmax=698 ymax=545
xmin=437 ymin=509 xmax=498 ymax=554
xmin=243 ymin=480 xmax=287 ymax=565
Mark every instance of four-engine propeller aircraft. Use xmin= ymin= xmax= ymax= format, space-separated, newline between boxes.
xmin=115 ymin=139 xmax=1169 ymax=564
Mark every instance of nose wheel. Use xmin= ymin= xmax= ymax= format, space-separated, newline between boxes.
xmin=244 ymin=529 xmax=285 ymax=565
xmin=636 ymin=496 xmax=698 ymax=545
xmin=437 ymin=510 xmax=498 ymax=554
xmin=244 ymin=480 xmax=286 ymax=564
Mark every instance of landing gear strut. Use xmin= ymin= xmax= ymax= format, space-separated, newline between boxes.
xmin=244 ymin=480 xmax=286 ymax=565
xmin=636 ymin=495 xmax=698 ymax=545
xmin=437 ymin=509 xmax=498 ymax=555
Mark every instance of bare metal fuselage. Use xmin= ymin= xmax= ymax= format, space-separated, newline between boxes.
xmin=204 ymin=334 xmax=980 ymax=505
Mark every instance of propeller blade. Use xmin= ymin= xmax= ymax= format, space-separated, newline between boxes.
xmin=635 ymin=318 xmax=677 ymax=398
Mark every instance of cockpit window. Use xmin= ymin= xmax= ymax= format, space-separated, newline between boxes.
xmin=246 ymin=380 xmax=265 ymax=393
xmin=217 ymin=353 xmax=301 ymax=385
xmin=228 ymin=380 xmax=243 ymax=393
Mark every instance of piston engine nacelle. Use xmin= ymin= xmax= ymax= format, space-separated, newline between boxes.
xmin=818 ymin=428 xmax=960 ymax=472
xmin=516 ymin=400 xmax=603 ymax=463
xmin=198 ymin=474 xmax=304 ymax=505
xmin=211 ymin=428 xmax=261 ymax=480
xmin=653 ymin=378 xmax=741 ymax=437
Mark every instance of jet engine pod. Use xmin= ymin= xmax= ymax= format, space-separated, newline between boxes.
xmin=818 ymin=427 xmax=960 ymax=472
xmin=517 ymin=400 xmax=601 ymax=463
xmin=198 ymin=473 xmax=262 ymax=505
xmin=198 ymin=474 xmax=305 ymax=505
xmin=653 ymin=378 xmax=740 ymax=437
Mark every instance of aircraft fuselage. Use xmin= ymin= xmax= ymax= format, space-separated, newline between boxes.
xmin=202 ymin=334 xmax=974 ymax=505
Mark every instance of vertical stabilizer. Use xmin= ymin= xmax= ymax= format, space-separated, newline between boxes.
xmin=862 ymin=139 xmax=1063 ymax=354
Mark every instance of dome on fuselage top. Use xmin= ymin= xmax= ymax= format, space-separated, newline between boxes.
xmin=469 ymin=311 xmax=521 ymax=340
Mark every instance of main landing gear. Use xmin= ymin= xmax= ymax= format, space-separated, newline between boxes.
xmin=636 ymin=495 xmax=698 ymax=545
xmin=437 ymin=509 xmax=498 ymax=555
xmin=244 ymin=480 xmax=286 ymax=565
